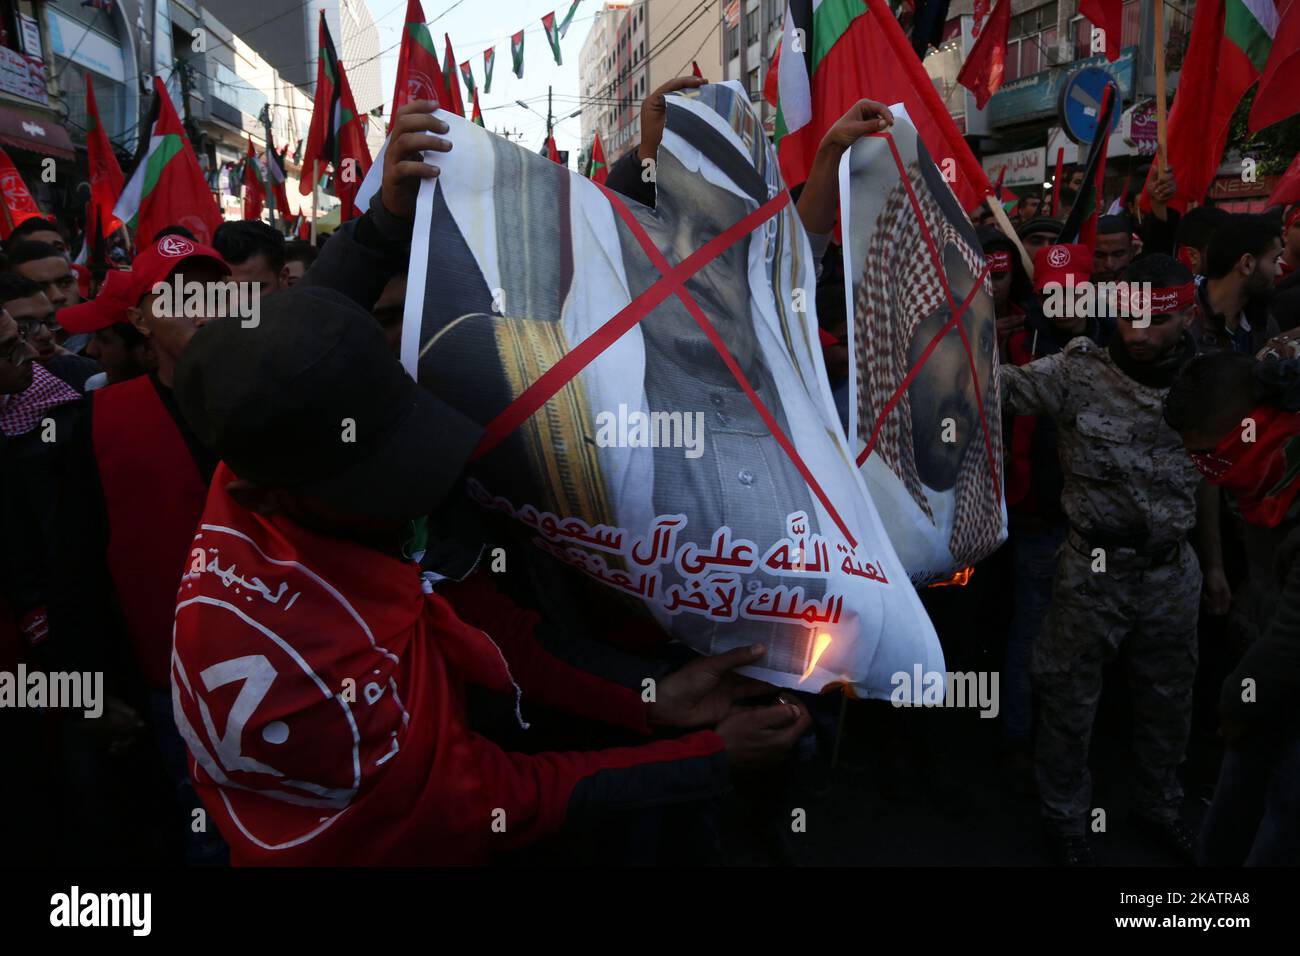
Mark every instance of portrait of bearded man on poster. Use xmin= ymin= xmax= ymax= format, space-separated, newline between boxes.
xmin=841 ymin=113 xmax=1007 ymax=583
xmin=395 ymin=84 xmax=944 ymax=696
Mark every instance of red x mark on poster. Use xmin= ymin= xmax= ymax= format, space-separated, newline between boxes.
xmin=471 ymin=176 xmax=860 ymax=549
xmin=856 ymin=132 xmax=1001 ymax=504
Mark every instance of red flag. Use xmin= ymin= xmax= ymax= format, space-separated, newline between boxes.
xmin=1140 ymin=0 xmax=1263 ymax=213
xmin=763 ymin=42 xmax=780 ymax=107
xmin=1249 ymin=0 xmax=1300 ymax=131
xmin=471 ymin=92 xmax=484 ymax=127
xmin=992 ymin=165 xmax=1006 ymax=198
xmin=776 ymin=1 xmax=992 ymax=211
xmin=589 ymin=132 xmax=607 ymax=184
xmin=1079 ymin=0 xmax=1124 ymax=63
xmin=442 ymin=34 xmax=466 ymax=117
xmin=546 ymin=135 xmax=562 ymax=165
xmin=0 ymin=147 xmax=44 ymax=240
xmin=956 ymin=0 xmax=1010 ymax=109
xmin=85 ymin=73 xmax=124 ymax=237
xmin=301 ymin=13 xmax=373 ymax=219
xmin=242 ymin=137 xmax=265 ymax=221
xmin=131 ymin=75 xmax=223 ymax=245
xmin=390 ymin=0 xmax=448 ymax=121
xmin=1268 ymin=150 xmax=1300 ymax=207
xmin=692 ymin=60 xmax=703 ymax=78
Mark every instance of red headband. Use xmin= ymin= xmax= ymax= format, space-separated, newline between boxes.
xmin=986 ymin=250 xmax=1012 ymax=274
xmin=1124 ymin=281 xmax=1197 ymax=317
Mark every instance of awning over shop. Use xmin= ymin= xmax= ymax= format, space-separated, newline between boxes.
xmin=0 ymin=106 xmax=75 ymax=160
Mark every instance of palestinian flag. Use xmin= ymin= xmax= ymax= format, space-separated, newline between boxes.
xmin=543 ymin=11 xmax=563 ymax=65
xmin=589 ymin=132 xmax=607 ymax=184
xmin=460 ymin=60 xmax=477 ymax=100
xmin=442 ymin=34 xmax=466 ymax=116
xmin=1249 ymin=0 xmax=1300 ymax=131
xmin=113 ymin=74 xmax=222 ymax=244
xmin=242 ymin=137 xmax=265 ymax=221
xmin=300 ymin=11 xmax=373 ymax=219
xmin=85 ymin=72 xmax=125 ymax=237
xmin=1059 ymin=82 xmax=1118 ymax=249
xmin=558 ymin=0 xmax=582 ymax=37
xmin=512 ymin=30 xmax=526 ymax=78
xmin=1145 ymin=0 xmax=1280 ymax=211
xmin=267 ymin=141 xmax=292 ymax=219
xmin=471 ymin=92 xmax=485 ymax=127
xmin=483 ymin=46 xmax=496 ymax=93
xmin=773 ymin=0 xmax=991 ymax=210
xmin=391 ymin=0 xmax=448 ymax=118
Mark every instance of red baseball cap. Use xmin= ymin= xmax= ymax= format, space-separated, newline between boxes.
xmin=128 ymin=234 xmax=229 ymax=305
xmin=59 ymin=268 xmax=135 ymax=335
xmin=1033 ymin=243 xmax=1093 ymax=293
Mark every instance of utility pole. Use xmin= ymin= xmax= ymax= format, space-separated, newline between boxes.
xmin=547 ymin=85 xmax=554 ymax=149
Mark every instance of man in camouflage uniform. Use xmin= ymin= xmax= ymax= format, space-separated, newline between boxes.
xmin=998 ymin=255 xmax=1213 ymax=865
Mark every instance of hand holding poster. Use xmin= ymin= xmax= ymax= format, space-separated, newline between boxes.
xmin=839 ymin=110 xmax=1008 ymax=584
xmin=400 ymin=83 xmax=942 ymax=698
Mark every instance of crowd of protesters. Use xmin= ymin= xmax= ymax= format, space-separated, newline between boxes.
xmin=1 ymin=82 xmax=1297 ymax=868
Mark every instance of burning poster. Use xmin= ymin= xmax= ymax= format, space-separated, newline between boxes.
xmin=400 ymin=83 xmax=941 ymax=698
xmin=839 ymin=109 xmax=1007 ymax=585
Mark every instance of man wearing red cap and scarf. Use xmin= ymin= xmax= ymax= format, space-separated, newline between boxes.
xmin=998 ymin=254 xmax=1217 ymax=865
xmin=1165 ymin=353 xmax=1300 ymax=864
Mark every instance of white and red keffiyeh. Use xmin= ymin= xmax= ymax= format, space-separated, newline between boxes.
xmin=0 ymin=363 xmax=80 ymax=438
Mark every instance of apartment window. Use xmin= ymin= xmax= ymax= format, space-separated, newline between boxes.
xmin=1004 ymin=2 xmax=1059 ymax=81
xmin=746 ymin=8 xmax=759 ymax=39
xmin=725 ymin=25 xmax=739 ymax=59
xmin=747 ymin=67 xmax=760 ymax=100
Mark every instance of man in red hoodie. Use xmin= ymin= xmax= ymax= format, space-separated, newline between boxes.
xmin=170 ymin=281 xmax=809 ymax=865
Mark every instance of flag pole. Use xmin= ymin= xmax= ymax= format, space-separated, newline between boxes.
xmin=310 ymin=160 xmax=319 ymax=245
xmin=1153 ymin=0 xmax=1168 ymax=174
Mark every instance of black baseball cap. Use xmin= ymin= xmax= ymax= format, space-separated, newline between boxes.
xmin=1016 ymin=215 xmax=1065 ymax=240
xmin=174 ymin=285 xmax=482 ymax=520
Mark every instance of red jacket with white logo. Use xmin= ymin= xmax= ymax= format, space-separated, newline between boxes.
xmin=172 ymin=464 xmax=727 ymax=865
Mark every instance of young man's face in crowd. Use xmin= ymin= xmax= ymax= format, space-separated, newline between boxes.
xmin=1021 ymin=229 xmax=1056 ymax=259
xmin=1244 ymin=237 xmax=1284 ymax=293
xmin=1017 ymin=197 xmax=1041 ymax=223
xmin=22 ymin=227 xmax=69 ymax=257
xmin=990 ymin=267 xmax=1012 ymax=310
xmin=131 ymin=260 xmax=230 ymax=362
xmin=906 ymin=244 xmax=996 ymax=492
xmin=228 ymin=253 xmax=287 ymax=293
xmin=86 ymin=324 xmax=150 ymax=385
xmin=16 ymin=255 xmax=80 ymax=309
xmin=0 ymin=311 xmax=35 ymax=394
xmin=1116 ymin=306 xmax=1192 ymax=362
xmin=284 ymin=259 xmax=309 ymax=286
xmin=1093 ymin=232 xmax=1134 ymax=282
xmin=3 ymin=292 xmax=59 ymax=361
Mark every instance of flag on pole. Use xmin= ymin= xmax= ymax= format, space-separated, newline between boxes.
xmin=763 ymin=42 xmax=780 ymax=106
xmin=300 ymin=12 xmax=373 ymax=219
xmin=267 ymin=142 xmax=292 ymax=220
xmin=543 ymin=11 xmax=563 ymax=65
xmin=113 ymin=75 xmax=222 ymax=244
xmin=589 ymin=132 xmax=607 ymax=184
xmin=956 ymin=0 xmax=1010 ymax=109
xmin=459 ymin=60 xmax=477 ymax=101
xmin=546 ymin=134 xmax=562 ymax=165
xmin=242 ymin=137 xmax=265 ymax=220
xmin=1144 ymin=0 xmax=1280 ymax=211
xmin=1249 ymin=0 xmax=1300 ymax=131
xmin=692 ymin=60 xmax=704 ymax=78
xmin=558 ymin=0 xmax=582 ymax=37
xmin=0 ymin=147 xmax=46 ymax=240
xmin=774 ymin=0 xmax=991 ymax=211
xmin=1060 ymin=82 xmax=1118 ymax=250
xmin=1079 ymin=0 xmax=1124 ymax=63
xmin=483 ymin=46 xmax=496 ymax=93
xmin=85 ymin=72 xmax=124 ymax=237
xmin=511 ymin=30 xmax=526 ymax=78
xmin=391 ymin=0 xmax=448 ymax=119
xmin=471 ymin=92 xmax=485 ymax=127
xmin=442 ymin=34 xmax=466 ymax=116
xmin=1268 ymin=148 xmax=1300 ymax=206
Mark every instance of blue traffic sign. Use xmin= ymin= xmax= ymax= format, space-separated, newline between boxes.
xmin=1058 ymin=66 xmax=1121 ymax=146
